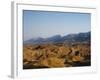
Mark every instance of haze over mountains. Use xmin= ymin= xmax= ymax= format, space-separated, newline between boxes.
xmin=24 ymin=31 xmax=90 ymax=45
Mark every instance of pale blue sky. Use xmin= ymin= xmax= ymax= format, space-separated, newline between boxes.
xmin=23 ymin=10 xmax=91 ymax=41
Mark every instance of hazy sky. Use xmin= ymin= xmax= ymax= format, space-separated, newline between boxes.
xmin=23 ymin=10 xmax=91 ymax=41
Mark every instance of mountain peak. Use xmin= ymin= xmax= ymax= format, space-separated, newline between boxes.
xmin=24 ymin=31 xmax=90 ymax=45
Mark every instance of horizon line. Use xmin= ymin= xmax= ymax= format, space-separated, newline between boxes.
xmin=24 ymin=31 xmax=91 ymax=41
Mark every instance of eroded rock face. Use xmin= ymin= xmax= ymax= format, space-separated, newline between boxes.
xmin=72 ymin=56 xmax=84 ymax=62
xmin=23 ymin=48 xmax=33 ymax=61
xmin=23 ymin=43 xmax=91 ymax=69
xmin=40 ymin=57 xmax=65 ymax=68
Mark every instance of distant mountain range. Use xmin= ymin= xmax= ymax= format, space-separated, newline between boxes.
xmin=24 ymin=31 xmax=91 ymax=45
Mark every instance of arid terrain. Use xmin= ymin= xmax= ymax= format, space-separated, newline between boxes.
xmin=23 ymin=42 xmax=91 ymax=69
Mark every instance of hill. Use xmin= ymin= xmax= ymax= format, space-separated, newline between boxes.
xmin=24 ymin=31 xmax=90 ymax=45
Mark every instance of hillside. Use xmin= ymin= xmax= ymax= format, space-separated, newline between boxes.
xmin=23 ymin=31 xmax=91 ymax=69
xmin=24 ymin=31 xmax=90 ymax=45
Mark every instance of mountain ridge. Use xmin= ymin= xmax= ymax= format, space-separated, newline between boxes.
xmin=24 ymin=31 xmax=91 ymax=45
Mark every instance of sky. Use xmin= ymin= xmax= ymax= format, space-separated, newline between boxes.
xmin=23 ymin=10 xmax=91 ymax=41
